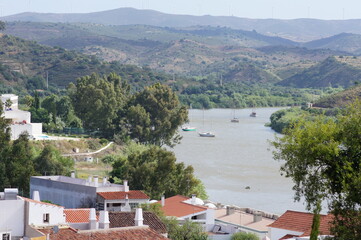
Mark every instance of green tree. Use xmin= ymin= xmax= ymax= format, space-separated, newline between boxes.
xmin=70 ymin=73 xmax=130 ymax=137
xmin=0 ymin=105 xmax=11 ymax=191
xmin=126 ymin=83 xmax=188 ymax=147
xmin=272 ymin=100 xmax=361 ymax=239
xmin=0 ymin=21 xmax=5 ymax=31
xmin=110 ymin=146 xmax=206 ymax=199
xmin=7 ymin=133 xmax=35 ymax=196
xmin=231 ymin=232 xmax=258 ymax=240
xmin=168 ymin=220 xmax=208 ymax=240
xmin=34 ymin=145 xmax=74 ymax=176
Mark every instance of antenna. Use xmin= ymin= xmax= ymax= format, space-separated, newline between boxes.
xmin=46 ymin=71 xmax=49 ymax=90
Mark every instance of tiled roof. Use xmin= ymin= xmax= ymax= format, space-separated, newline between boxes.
xmin=109 ymin=211 xmax=167 ymax=234
xmin=38 ymin=226 xmax=168 ymax=239
xmin=97 ymin=191 xmax=149 ymax=200
xmin=20 ymin=197 xmax=64 ymax=208
xmin=157 ymin=195 xmax=208 ymax=217
xmin=268 ymin=210 xmax=333 ymax=236
xmin=279 ymin=234 xmax=298 ymax=239
xmin=64 ymin=209 xmax=99 ymax=223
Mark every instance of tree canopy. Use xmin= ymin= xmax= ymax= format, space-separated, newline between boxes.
xmin=110 ymin=146 xmax=207 ymax=200
xmin=272 ymin=100 xmax=361 ymax=239
xmin=124 ymin=83 xmax=188 ymax=147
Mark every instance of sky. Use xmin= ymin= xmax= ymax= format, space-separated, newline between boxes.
xmin=1 ymin=0 xmax=361 ymax=20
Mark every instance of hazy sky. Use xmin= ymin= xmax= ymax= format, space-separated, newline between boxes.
xmin=1 ymin=0 xmax=361 ymax=20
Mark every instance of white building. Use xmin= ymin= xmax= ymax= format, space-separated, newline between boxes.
xmin=1 ymin=94 xmax=42 ymax=140
xmin=30 ymin=175 xmax=148 ymax=210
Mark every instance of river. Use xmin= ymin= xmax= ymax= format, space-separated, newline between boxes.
xmin=172 ymin=108 xmax=307 ymax=215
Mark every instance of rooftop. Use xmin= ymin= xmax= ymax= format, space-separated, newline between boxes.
xmin=109 ymin=211 xmax=167 ymax=234
xmin=38 ymin=226 xmax=169 ymax=239
xmin=97 ymin=191 xmax=149 ymax=200
xmin=215 ymin=208 xmax=275 ymax=232
xmin=64 ymin=209 xmax=98 ymax=223
xmin=268 ymin=210 xmax=333 ymax=237
xmin=31 ymin=175 xmax=124 ymax=190
xmin=20 ymin=196 xmax=64 ymax=208
xmin=158 ymin=195 xmax=208 ymax=218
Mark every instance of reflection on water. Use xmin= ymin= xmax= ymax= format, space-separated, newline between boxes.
xmin=172 ymin=108 xmax=306 ymax=214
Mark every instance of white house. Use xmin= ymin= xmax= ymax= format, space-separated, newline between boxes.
xmin=157 ymin=195 xmax=215 ymax=232
xmin=1 ymin=94 xmax=42 ymax=140
xmin=268 ymin=210 xmax=333 ymax=240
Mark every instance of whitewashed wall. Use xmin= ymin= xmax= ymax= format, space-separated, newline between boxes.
xmin=0 ymin=199 xmax=25 ymax=237
xmin=27 ymin=202 xmax=65 ymax=226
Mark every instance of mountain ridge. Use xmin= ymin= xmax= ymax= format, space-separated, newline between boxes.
xmin=4 ymin=8 xmax=361 ymax=42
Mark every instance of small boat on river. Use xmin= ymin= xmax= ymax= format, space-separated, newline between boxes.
xmin=250 ymin=111 xmax=257 ymax=117
xmin=182 ymin=126 xmax=196 ymax=131
xmin=199 ymin=132 xmax=215 ymax=137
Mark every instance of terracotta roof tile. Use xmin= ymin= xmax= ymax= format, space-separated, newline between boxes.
xmin=97 ymin=191 xmax=149 ymax=200
xmin=268 ymin=210 xmax=333 ymax=236
xmin=109 ymin=211 xmax=167 ymax=234
xmin=64 ymin=209 xmax=99 ymax=223
xmin=39 ymin=226 xmax=168 ymax=239
xmin=157 ymin=195 xmax=208 ymax=217
xmin=20 ymin=197 xmax=64 ymax=208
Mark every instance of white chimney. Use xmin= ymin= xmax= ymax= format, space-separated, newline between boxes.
xmin=71 ymin=171 xmax=75 ymax=178
xmin=89 ymin=208 xmax=98 ymax=230
xmin=161 ymin=195 xmax=165 ymax=207
xmin=134 ymin=208 xmax=144 ymax=226
xmin=122 ymin=194 xmax=131 ymax=212
xmin=99 ymin=211 xmax=110 ymax=229
xmin=191 ymin=194 xmax=196 ymax=205
xmin=123 ymin=180 xmax=129 ymax=192
xmin=88 ymin=176 xmax=92 ymax=183
xmin=32 ymin=191 xmax=40 ymax=201
xmin=93 ymin=175 xmax=99 ymax=187
xmin=103 ymin=177 xmax=107 ymax=186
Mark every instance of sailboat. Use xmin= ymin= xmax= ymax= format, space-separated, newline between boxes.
xmin=231 ymin=109 xmax=239 ymax=123
xmin=182 ymin=104 xmax=196 ymax=131
xmin=199 ymin=109 xmax=215 ymax=137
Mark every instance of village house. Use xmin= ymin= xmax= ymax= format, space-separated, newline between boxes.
xmin=1 ymin=94 xmax=42 ymax=140
xmin=213 ymin=206 xmax=276 ymax=239
xmin=30 ymin=174 xmax=149 ymax=210
xmin=0 ymin=188 xmax=168 ymax=240
xmin=157 ymin=195 xmax=215 ymax=232
xmin=267 ymin=210 xmax=334 ymax=240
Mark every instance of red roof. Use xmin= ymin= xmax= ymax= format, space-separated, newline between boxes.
xmin=64 ymin=209 xmax=99 ymax=223
xmin=97 ymin=191 xmax=149 ymax=200
xmin=157 ymin=195 xmax=208 ymax=217
xmin=279 ymin=234 xmax=298 ymax=240
xmin=20 ymin=197 xmax=64 ymax=208
xmin=38 ymin=226 xmax=168 ymax=239
xmin=268 ymin=210 xmax=333 ymax=237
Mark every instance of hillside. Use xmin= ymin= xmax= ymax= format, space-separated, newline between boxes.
xmin=3 ymin=8 xmax=361 ymax=41
xmin=313 ymin=84 xmax=361 ymax=108
xmin=0 ymin=34 xmax=185 ymax=90
xmin=303 ymin=33 xmax=361 ymax=54
xmin=277 ymin=56 xmax=361 ymax=88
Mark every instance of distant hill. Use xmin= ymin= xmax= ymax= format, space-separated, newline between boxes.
xmin=313 ymin=84 xmax=361 ymax=108
xmin=3 ymin=8 xmax=361 ymax=41
xmin=277 ymin=56 xmax=361 ymax=88
xmin=0 ymin=34 xmax=183 ymax=90
xmin=303 ymin=33 xmax=361 ymax=54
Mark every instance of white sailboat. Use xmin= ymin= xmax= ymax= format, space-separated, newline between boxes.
xmin=231 ymin=109 xmax=239 ymax=123
xmin=199 ymin=109 xmax=215 ymax=137
xmin=182 ymin=103 xmax=196 ymax=131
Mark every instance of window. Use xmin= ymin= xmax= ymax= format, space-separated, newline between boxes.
xmin=112 ymin=203 xmax=122 ymax=207
xmin=2 ymin=233 xmax=10 ymax=240
xmin=129 ymin=203 xmax=139 ymax=209
xmin=43 ymin=213 xmax=50 ymax=223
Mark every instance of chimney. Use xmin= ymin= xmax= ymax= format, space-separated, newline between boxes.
xmin=88 ymin=176 xmax=92 ymax=183
xmin=123 ymin=180 xmax=129 ymax=192
xmin=226 ymin=206 xmax=235 ymax=215
xmin=191 ymin=194 xmax=196 ymax=205
xmin=134 ymin=208 xmax=144 ymax=226
xmin=71 ymin=171 xmax=75 ymax=178
xmin=89 ymin=208 xmax=98 ymax=230
xmin=103 ymin=177 xmax=107 ymax=186
xmin=253 ymin=211 xmax=263 ymax=222
xmin=4 ymin=188 xmax=18 ymax=200
xmin=93 ymin=175 xmax=99 ymax=187
xmin=99 ymin=211 xmax=110 ymax=229
xmin=161 ymin=195 xmax=165 ymax=207
xmin=122 ymin=194 xmax=131 ymax=212
xmin=32 ymin=191 xmax=40 ymax=201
